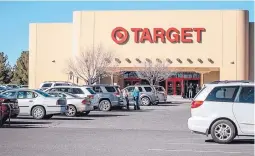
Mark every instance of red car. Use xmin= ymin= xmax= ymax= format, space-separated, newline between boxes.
xmin=0 ymin=95 xmax=19 ymax=127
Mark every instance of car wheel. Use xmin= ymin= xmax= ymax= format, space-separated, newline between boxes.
xmin=99 ymin=100 xmax=111 ymax=111
xmin=32 ymin=106 xmax=45 ymax=119
xmin=11 ymin=114 xmax=18 ymax=118
xmin=83 ymin=111 xmax=90 ymax=116
xmin=0 ymin=116 xmax=8 ymax=127
xmin=44 ymin=114 xmax=53 ymax=119
xmin=211 ymin=120 xmax=236 ymax=144
xmin=141 ymin=97 xmax=150 ymax=106
xmin=65 ymin=105 xmax=77 ymax=117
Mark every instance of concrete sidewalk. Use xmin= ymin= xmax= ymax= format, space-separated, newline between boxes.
xmin=167 ymin=95 xmax=191 ymax=103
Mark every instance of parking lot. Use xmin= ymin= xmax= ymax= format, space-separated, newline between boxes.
xmin=0 ymin=102 xmax=254 ymax=156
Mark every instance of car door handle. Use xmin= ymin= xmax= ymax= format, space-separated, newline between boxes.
xmin=29 ymin=100 xmax=33 ymax=102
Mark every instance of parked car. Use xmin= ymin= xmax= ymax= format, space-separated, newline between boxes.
xmin=154 ymin=85 xmax=167 ymax=103
xmin=188 ymin=81 xmax=254 ymax=144
xmin=1 ymin=89 xmax=67 ymax=119
xmin=90 ymin=84 xmax=124 ymax=111
xmin=48 ymin=91 xmax=94 ymax=117
xmin=123 ymin=85 xmax=159 ymax=106
xmin=39 ymin=81 xmax=76 ymax=91
xmin=0 ymin=94 xmax=19 ymax=126
xmin=44 ymin=86 xmax=96 ymax=98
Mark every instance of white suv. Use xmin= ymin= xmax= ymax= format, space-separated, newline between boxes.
xmin=188 ymin=81 xmax=254 ymax=144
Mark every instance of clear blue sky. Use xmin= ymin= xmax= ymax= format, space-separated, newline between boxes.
xmin=0 ymin=1 xmax=254 ymax=65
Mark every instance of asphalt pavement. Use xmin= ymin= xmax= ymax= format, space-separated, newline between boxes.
xmin=0 ymin=102 xmax=254 ymax=156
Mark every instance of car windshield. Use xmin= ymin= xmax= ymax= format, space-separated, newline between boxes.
xmin=34 ymin=90 xmax=52 ymax=97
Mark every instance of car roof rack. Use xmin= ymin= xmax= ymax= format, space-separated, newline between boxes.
xmin=210 ymin=80 xmax=253 ymax=84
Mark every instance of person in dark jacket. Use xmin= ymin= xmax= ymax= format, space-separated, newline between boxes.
xmin=188 ymin=83 xmax=194 ymax=99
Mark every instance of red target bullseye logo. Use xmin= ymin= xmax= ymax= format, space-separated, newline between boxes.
xmin=111 ymin=27 xmax=129 ymax=44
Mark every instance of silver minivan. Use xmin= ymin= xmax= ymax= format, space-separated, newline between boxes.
xmin=123 ymin=85 xmax=159 ymax=106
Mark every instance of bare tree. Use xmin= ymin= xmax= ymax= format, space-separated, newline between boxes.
xmin=67 ymin=44 xmax=116 ymax=85
xmin=137 ymin=60 xmax=171 ymax=85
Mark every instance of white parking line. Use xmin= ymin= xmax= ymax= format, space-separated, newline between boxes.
xmin=148 ymin=148 xmax=248 ymax=154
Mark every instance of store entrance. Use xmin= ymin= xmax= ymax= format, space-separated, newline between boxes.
xmin=183 ymin=80 xmax=200 ymax=98
xmin=166 ymin=78 xmax=183 ymax=95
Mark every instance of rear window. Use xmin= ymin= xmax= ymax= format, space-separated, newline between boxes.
xmin=54 ymin=83 xmax=69 ymax=86
xmin=86 ymin=88 xmax=96 ymax=94
xmin=72 ymin=88 xmax=84 ymax=94
xmin=42 ymin=83 xmax=52 ymax=88
xmin=105 ymin=86 xmax=116 ymax=92
xmin=144 ymin=87 xmax=152 ymax=92
xmin=205 ymin=86 xmax=239 ymax=102
xmin=155 ymin=86 xmax=165 ymax=92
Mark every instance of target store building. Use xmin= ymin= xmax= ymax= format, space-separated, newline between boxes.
xmin=29 ymin=10 xmax=254 ymax=95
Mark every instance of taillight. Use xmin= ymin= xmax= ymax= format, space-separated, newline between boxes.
xmin=88 ymin=95 xmax=94 ymax=99
xmin=114 ymin=92 xmax=120 ymax=97
xmin=82 ymin=99 xmax=89 ymax=105
xmin=0 ymin=98 xmax=6 ymax=103
xmin=191 ymin=100 xmax=204 ymax=109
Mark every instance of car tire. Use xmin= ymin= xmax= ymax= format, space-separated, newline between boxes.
xmin=11 ymin=114 xmax=18 ymax=118
xmin=83 ymin=111 xmax=90 ymax=116
xmin=32 ymin=106 xmax=45 ymax=120
xmin=141 ymin=97 xmax=151 ymax=106
xmin=0 ymin=116 xmax=8 ymax=127
xmin=65 ymin=105 xmax=77 ymax=117
xmin=99 ymin=100 xmax=111 ymax=111
xmin=211 ymin=119 xmax=236 ymax=144
xmin=44 ymin=114 xmax=53 ymax=119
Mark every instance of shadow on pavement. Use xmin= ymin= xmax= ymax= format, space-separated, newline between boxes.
xmin=87 ymin=114 xmax=128 ymax=117
xmin=7 ymin=121 xmax=51 ymax=125
xmin=205 ymin=139 xmax=254 ymax=144
xmin=1 ymin=121 xmax=49 ymax=129
xmin=1 ymin=125 xmax=46 ymax=129
xmin=111 ymin=108 xmax=154 ymax=112
xmin=17 ymin=116 xmax=94 ymax=121
xmin=50 ymin=117 xmax=94 ymax=121
xmin=156 ymin=104 xmax=181 ymax=107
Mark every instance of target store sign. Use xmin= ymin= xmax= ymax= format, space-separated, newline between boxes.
xmin=111 ymin=27 xmax=206 ymax=44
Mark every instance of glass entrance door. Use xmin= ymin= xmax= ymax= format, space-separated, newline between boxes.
xmin=167 ymin=81 xmax=173 ymax=95
xmin=175 ymin=81 xmax=182 ymax=95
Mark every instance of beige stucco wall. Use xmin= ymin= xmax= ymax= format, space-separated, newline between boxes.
xmin=29 ymin=23 xmax=73 ymax=89
xmin=29 ymin=10 xmax=251 ymax=88
xmin=249 ymin=22 xmax=254 ymax=81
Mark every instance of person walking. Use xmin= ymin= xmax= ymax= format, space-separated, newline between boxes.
xmin=188 ymin=83 xmax=194 ymax=99
xmin=122 ymin=89 xmax=129 ymax=110
xmin=132 ymin=86 xmax=140 ymax=110
xmin=195 ymin=84 xmax=201 ymax=95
